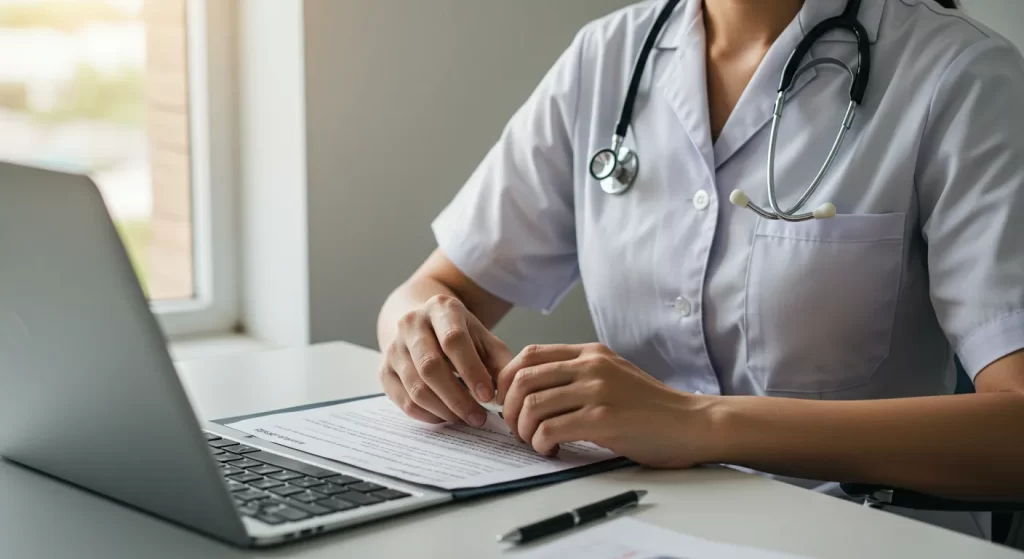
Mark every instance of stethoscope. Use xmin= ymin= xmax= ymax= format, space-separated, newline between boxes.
xmin=589 ymin=0 xmax=871 ymax=222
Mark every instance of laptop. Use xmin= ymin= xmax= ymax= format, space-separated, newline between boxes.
xmin=0 ymin=162 xmax=451 ymax=547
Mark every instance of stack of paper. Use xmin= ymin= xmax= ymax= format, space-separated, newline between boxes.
xmin=227 ymin=396 xmax=619 ymax=490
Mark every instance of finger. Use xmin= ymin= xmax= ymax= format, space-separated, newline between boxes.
xmin=517 ymin=385 xmax=586 ymax=445
xmin=431 ymin=308 xmax=492 ymax=402
xmin=407 ymin=332 xmax=486 ymax=427
xmin=473 ymin=325 xmax=513 ymax=374
xmin=496 ymin=344 xmax=584 ymax=405
xmin=503 ymin=361 xmax=577 ymax=439
xmin=393 ymin=344 xmax=460 ymax=423
xmin=532 ymin=408 xmax=593 ymax=456
xmin=381 ymin=365 xmax=445 ymax=424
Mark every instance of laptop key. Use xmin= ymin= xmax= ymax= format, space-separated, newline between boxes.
xmin=229 ymin=472 xmax=263 ymax=483
xmin=348 ymin=482 xmax=385 ymax=493
xmin=317 ymin=498 xmax=359 ymax=512
xmin=204 ymin=432 xmax=221 ymax=441
xmin=266 ymin=505 xmax=310 ymax=522
xmin=210 ymin=448 xmax=226 ymax=456
xmin=232 ymin=459 xmax=263 ymax=469
xmin=245 ymin=451 xmax=338 ymax=478
xmin=292 ymin=490 xmax=326 ymax=503
xmin=225 ymin=480 xmax=249 ymax=492
xmin=219 ymin=465 xmax=244 ymax=477
xmin=255 ymin=513 xmax=285 ymax=525
xmin=222 ymin=444 xmax=260 ymax=452
xmin=324 ymin=474 xmax=361 ymax=486
xmin=209 ymin=439 xmax=241 ymax=449
xmin=269 ymin=485 xmax=305 ymax=497
xmin=215 ymin=453 xmax=243 ymax=463
xmin=317 ymin=483 xmax=348 ymax=496
xmin=237 ymin=504 xmax=261 ymax=517
xmin=249 ymin=465 xmax=281 ymax=476
xmin=252 ymin=498 xmax=280 ymax=511
xmin=268 ymin=470 xmax=303 ymax=482
xmin=235 ymin=489 xmax=269 ymax=502
xmin=285 ymin=499 xmax=332 ymax=516
xmin=290 ymin=477 xmax=326 ymax=489
xmin=372 ymin=489 xmax=411 ymax=501
xmin=336 ymin=491 xmax=384 ymax=506
xmin=250 ymin=479 xmax=284 ymax=490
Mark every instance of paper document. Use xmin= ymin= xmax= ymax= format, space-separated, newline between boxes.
xmin=227 ymin=396 xmax=617 ymax=490
xmin=518 ymin=518 xmax=809 ymax=559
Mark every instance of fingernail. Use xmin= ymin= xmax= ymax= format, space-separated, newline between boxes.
xmin=469 ymin=410 xmax=487 ymax=427
xmin=475 ymin=383 xmax=492 ymax=402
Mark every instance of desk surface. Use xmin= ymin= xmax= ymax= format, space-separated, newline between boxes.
xmin=1 ymin=341 xmax=1019 ymax=558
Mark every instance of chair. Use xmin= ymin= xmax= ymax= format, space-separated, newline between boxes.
xmin=839 ymin=357 xmax=1024 ymax=549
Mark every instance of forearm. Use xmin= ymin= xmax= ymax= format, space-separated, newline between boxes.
xmin=706 ymin=392 xmax=1024 ymax=500
xmin=376 ymin=277 xmax=457 ymax=350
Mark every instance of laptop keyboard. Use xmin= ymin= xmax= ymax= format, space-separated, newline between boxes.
xmin=204 ymin=432 xmax=411 ymax=526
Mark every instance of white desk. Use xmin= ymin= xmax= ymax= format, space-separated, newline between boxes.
xmin=1 ymin=341 xmax=1018 ymax=558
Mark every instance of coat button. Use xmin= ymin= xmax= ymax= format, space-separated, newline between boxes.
xmin=673 ymin=296 xmax=692 ymax=317
xmin=693 ymin=189 xmax=710 ymax=211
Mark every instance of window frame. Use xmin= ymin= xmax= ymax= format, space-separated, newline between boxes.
xmin=151 ymin=0 xmax=239 ymax=338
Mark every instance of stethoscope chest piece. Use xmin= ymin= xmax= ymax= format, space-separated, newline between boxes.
xmin=590 ymin=144 xmax=639 ymax=195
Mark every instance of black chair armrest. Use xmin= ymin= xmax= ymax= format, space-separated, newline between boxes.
xmin=840 ymin=483 xmax=1024 ymax=512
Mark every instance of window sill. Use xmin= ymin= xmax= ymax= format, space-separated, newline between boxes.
xmin=168 ymin=333 xmax=272 ymax=362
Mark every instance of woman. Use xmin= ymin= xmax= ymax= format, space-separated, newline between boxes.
xmin=376 ymin=0 xmax=1024 ymax=539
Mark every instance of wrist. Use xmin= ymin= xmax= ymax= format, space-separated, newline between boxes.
xmin=696 ymin=395 xmax=808 ymax=470
xmin=695 ymin=393 xmax=737 ymax=465
xmin=663 ymin=389 xmax=733 ymax=466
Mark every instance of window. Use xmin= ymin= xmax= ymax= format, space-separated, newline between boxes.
xmin=0 ymin=0 xmax=238 ymax=337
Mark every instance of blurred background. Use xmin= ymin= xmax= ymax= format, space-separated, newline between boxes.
xmin=0 ymin=0 xmax=191 ymax=300
xmin=1 ymin=0 xmax=1021 ymax=360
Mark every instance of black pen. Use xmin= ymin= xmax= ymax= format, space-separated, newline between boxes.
xmin=496 ymin=489 xmax=648 ymax=545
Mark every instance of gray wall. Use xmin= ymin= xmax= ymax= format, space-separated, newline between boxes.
xmin=962 ymin=0 xmax=1024 ymax=49
xmin=301 ymin=1 xmax=634 ymax=351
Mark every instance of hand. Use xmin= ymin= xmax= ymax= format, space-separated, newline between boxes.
xmin=496 ymin=343 xmax=715 ymax=468
xmin=380 ymin=294 xmax=513 ymax=427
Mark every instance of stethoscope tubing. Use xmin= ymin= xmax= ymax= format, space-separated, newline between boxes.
xmin=589 ymin=0 xmax=872 ymax=222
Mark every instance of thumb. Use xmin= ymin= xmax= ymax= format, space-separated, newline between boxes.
xmin=476 ymin=329 xmax=513 ymax=380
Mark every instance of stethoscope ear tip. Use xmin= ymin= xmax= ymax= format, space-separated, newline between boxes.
xmin=729 ymin=189 xmax=750 ymax=208
xmin=729 ymin=189 xmax=836 ymax=220
xmin=812 ymin=203 xmax=837 ymax=219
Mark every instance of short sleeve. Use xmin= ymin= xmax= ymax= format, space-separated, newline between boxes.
xmin=917 ymin=38 xmax=1024 ymax=380
xmin=431 ymin=29 xmax=587 ymax=314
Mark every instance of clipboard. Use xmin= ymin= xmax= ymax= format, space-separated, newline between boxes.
xmin=214 ymin=394 xmax=634 ymax=501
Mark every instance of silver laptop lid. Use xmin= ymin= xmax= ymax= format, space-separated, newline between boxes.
xmin=0 ymin=162 xmax=248 ymax=546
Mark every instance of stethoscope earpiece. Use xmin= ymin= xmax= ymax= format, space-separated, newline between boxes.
xmin=812 ymin=203 xmax=837 ymax=219
xmin=728 ymin=189 xmax=751 ymax=208
xmin=730 ymin=189 xmax=837 ymax=221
